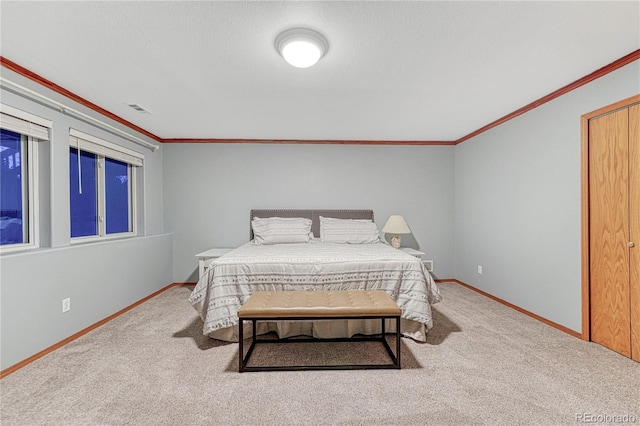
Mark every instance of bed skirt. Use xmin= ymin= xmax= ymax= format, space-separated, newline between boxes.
xmin=207 ymin=318 xmax=428 ymax=342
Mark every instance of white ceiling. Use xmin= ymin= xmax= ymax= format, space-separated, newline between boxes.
xmin=1 ymin=1 xmax=638 ymax=142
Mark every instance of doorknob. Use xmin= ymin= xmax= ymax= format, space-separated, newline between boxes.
xmin=629 ymin=242 xmax=635 ymax=248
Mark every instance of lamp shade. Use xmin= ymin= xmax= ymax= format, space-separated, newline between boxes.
xmin=382 ymin=215 xmax=411 ymax=234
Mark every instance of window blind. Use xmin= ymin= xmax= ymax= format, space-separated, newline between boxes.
xmin=69 ymin=129 xmax=143 ymax=167
xmin=0 ymin=104 xmax=51 ymax=141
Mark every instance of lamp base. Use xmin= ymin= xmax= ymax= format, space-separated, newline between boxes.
xmin=391 ymin=235 xmax=401 ymax=249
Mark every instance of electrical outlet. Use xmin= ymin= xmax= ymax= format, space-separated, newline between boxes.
xmin=477 ymin=265 xmax=483 ymax=274
xmin=62 ymin=298 xmax=71 ymax=313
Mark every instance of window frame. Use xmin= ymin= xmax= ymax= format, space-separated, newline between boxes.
xmin=69 ymin=130 xmax=141 ymax=244
xmin=0 ymin=135 xmax=40 ymax=253
xmin=0 ymin=105 xmax=46 ymax=254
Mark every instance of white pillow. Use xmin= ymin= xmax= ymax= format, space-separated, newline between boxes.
xmin=319 ymin=216 xmax=380 ymax=244
xmin=251 ymin=217 xmax=313 ymax=245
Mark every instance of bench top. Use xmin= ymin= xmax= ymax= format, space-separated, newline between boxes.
xmin=237 ymin=290 xmax=401 ymax=318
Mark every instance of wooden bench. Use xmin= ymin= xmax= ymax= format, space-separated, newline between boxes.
xmin=237 ymin=290 xmax=401 ymax=372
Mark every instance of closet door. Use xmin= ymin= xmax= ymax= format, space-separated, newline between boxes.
xmin=629 ymin=104 xmax=639 ymax=362
xmin=589 ymin=108 xmax=631 ymax=357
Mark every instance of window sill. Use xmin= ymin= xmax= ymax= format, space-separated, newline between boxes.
xmin=70 ymin=233 xmax=137 ymax=246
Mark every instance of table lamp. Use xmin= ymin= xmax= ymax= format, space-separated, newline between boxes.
xmin=382 ymin=215 xmax=411 ymax=248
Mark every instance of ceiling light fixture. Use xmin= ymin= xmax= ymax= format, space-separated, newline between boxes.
xmin=275 ymin=28 xmax=328 ymax=68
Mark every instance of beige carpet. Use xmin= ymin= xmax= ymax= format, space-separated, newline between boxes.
xmin=1 ymin=282 xmax=638 ymax=425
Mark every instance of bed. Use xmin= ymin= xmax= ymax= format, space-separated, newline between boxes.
xmin=188 ymin=209 xmax=442 ymax=342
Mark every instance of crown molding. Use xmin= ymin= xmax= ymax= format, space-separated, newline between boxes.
xmin=3 ymin=50 xmax=638 ymax=146
xmin=0 ymin=56 xmax=162 ymax=143
xmin=162 ymin=138 xmax=454 ymax=145
xmin=454 ymin=49 xmax=640 ymax=145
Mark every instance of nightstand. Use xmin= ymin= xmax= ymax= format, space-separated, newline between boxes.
xmin=400 ymin=248 xmax=433 ymax=272
xmin=400 ymin=247 xmax=425 ymax=259
xmin=195 ymin=248 xmax=234 ymax=278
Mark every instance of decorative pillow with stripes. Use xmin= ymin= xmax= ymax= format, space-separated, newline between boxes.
xmin=251 ymin=217 xmax=313 ymax=245
xmin=319 ymin=216 xmax=380 ymax=244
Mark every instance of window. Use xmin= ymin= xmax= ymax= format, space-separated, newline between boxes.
xmin=69 ymin=129 xmax=142 ymax=241
xmin=0 ymin=105 xmax=49 ymax=251
xmin=1 ymin=129 xmax=27 ymax=245
xmin=69 ymin=148 xmax=98 ymax=237
xmin=104 ymin=157 xmax=130 ymax=234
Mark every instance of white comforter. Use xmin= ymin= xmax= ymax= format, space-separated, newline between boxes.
xmin=188 ymin=240 xmax=442 ymax=342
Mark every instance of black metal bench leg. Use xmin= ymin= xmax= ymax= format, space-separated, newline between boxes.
xmin=396 ymin=316 xmax=401 ymax=368
xmin=252 ymin=319 xmax=257 ymax=343
xmin=238 ymin=315 xmax=402 ymax=372
xmin=239 ymin=318 xmax=244 ymax=372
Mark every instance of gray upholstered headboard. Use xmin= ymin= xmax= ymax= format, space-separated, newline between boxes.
xmin=250 ymin=209 xmax=374 ymax=240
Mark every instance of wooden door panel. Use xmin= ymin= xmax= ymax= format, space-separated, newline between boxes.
xmin=629 ymin=104 xmax=640 ymax=362
xmin=589 ymin=108 xmax=631 ymax=357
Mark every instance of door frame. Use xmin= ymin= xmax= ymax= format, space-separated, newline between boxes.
xmin=580 ymin=94 xmax=640 ymax=341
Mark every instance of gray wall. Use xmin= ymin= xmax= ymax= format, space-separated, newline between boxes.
xmin=163 ymin=143 xmax=455 ymax=282
xmin=454 ymin=61 xmax=640 ymax=334
xmin=3 ymin=56 xmax=638 ymax=370
xmin=0 ymin=67 xmax=172 ymax=370
xmin=1 ymin=234 xmax=172 ymax=369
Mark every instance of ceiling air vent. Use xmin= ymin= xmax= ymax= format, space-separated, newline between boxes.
xmin=126 ymin=103 xmax=151 ymax=114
